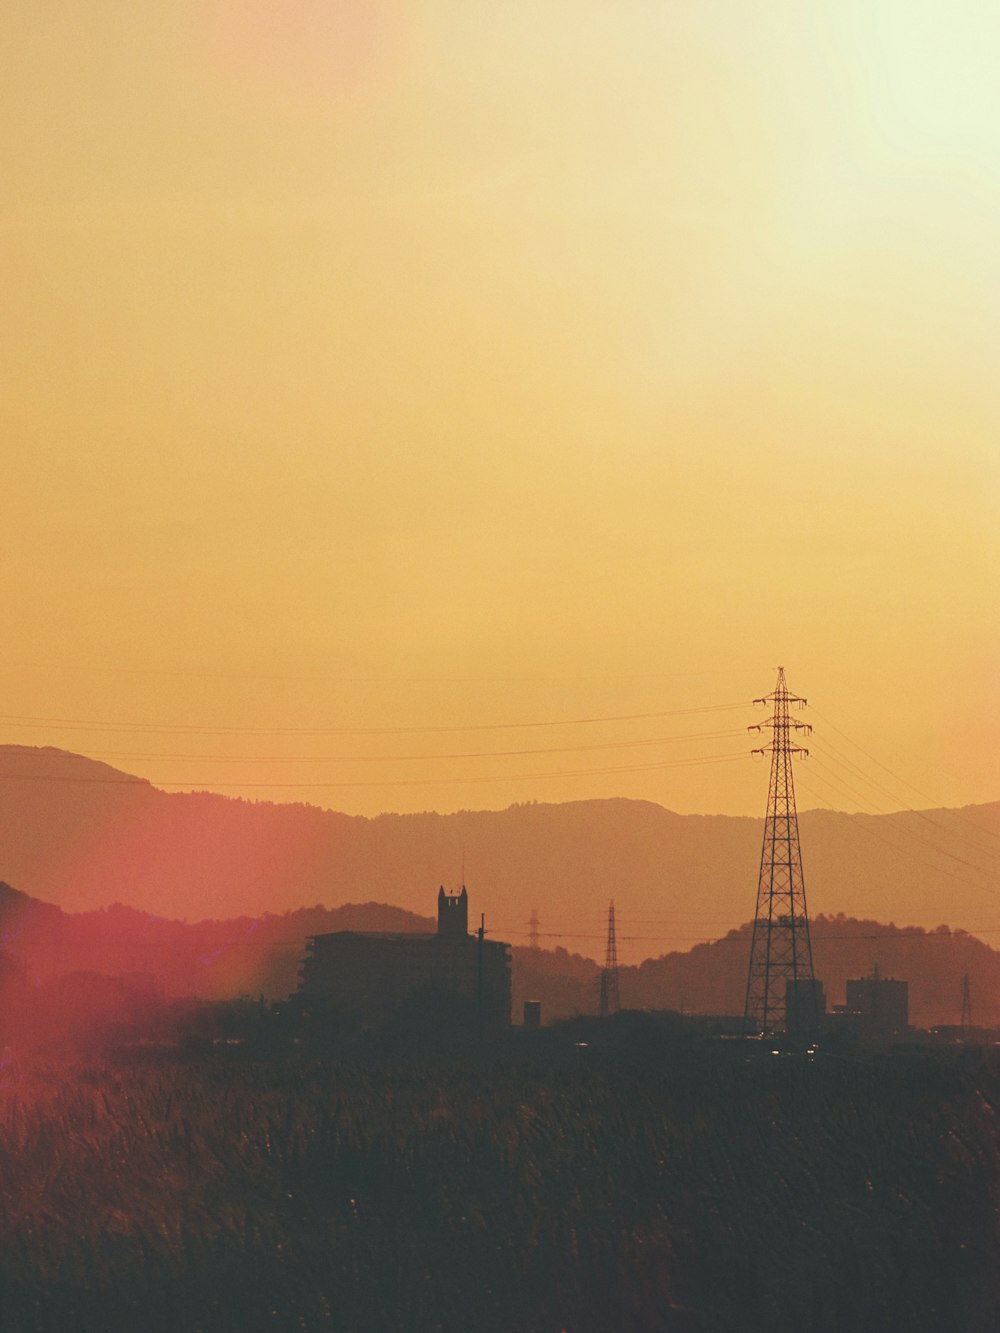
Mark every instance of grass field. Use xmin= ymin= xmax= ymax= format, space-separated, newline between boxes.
xmin=2 ymin=1031 xmax=999 ymax=1331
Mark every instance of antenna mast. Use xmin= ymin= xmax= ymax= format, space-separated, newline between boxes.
xmin=598 ymin=900 xmax=621 ymax=1018
xmin=743 ymin=667 xmax=816 ymax=1036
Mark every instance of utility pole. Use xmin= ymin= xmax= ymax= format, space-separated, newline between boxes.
xmin=961 ymin=973 xmax=973 ymax=1030
xmin=743 ymin=668 xmax=816 ymax=1037
xmin=598 ymin=900 xmax=621 ymax=1018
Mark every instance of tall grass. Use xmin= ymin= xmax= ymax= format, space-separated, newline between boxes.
xmin=1 ymin=1043 xmax=999 ymax=1330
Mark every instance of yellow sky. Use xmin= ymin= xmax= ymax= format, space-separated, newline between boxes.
xmin=1 ymin=1 xmax=997 ymax=818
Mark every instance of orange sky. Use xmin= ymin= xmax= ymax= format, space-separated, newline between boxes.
xmin=1 ymin=1 xmax=997 ymax=820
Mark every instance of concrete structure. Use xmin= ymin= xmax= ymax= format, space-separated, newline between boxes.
xmin=785 ymin=977 xmax=826 ymax=1036
xmin=843 ymin=973 xmax=909 ymax=1037
xmin=299 ymin=887 xmax=511 ymax=1031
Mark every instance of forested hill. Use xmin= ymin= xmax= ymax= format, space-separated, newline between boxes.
xmin=0 ymin=883 xmax=432 ymax=1000
xmin=0 ymin=746 xmax=997 ymax=967
xmin=517 ymin=915 xmax=1000 ymax=1029
xmin=1 ymin=882 xmax=998 ymax=1027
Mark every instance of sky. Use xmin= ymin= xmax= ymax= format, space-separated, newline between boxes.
xmin=1 ymin=0 xmax=997 ymax=820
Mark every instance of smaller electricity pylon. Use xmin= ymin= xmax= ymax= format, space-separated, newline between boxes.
xmin=598 ymin=900 xmax=621 ymax=1017
xmin=528 ymin=908 xmax=540 ymax=951
xmin=961 ymin=973 xmax=973 ymax=1030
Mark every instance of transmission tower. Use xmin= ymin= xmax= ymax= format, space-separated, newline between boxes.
xmin=743 ymin=667 xmax=816 ymax=1036
xmin=528 ymin=908 xmax=540 ymax=951
xmin=961 ymin=973 xmax=973 ymax=1029
xmin=598 ymin=899 xmax=621 ymax=1018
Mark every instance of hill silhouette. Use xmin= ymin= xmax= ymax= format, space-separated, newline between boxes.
xmin=1 ymin=881 xmax=998 ymax=1029
xmin=0 ymin=745 xmax=997 ymax=968
xmin=514 ymin=915 xmax=1000 ymax=1029
xmin=0 ymin=881 xmax=432 ymax=1002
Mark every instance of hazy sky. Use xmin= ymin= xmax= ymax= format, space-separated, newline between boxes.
xmin=2 ymin=1 xmax=997 ymax=818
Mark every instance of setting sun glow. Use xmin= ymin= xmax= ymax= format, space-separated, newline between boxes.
xmin=1 ymin=1 xmax=996 ymax=818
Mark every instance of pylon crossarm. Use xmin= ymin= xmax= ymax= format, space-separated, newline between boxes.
xmin=750 ymin=712 xmax=809 ymax=731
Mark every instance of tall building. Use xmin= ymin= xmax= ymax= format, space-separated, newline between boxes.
xmin=299 ymin=886 xmax=511 ymax=1031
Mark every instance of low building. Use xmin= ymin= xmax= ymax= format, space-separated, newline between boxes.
xmin=834 ymin=969 xmax=909 ymax=1038
xmin=299 ymin=887 xmax=511 ymax=1031
xmin=785 ymin=977 xmax=826 ymax=1036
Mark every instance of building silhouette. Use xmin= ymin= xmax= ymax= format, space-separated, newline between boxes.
xmin=833 ymin=967 xmax=909 ymax=1037
xmin=299 ymin=886 xmax=511 ymax=1031
xmin=785 ymin=977 xmax=826 ymax=1037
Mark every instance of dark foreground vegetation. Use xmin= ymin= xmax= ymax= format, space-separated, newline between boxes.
xmin=2 ymin=1023 xmax=1000 ymax=1332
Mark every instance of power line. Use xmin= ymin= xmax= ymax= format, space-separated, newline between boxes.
xmin=498 ymin=926 xmax=1000 ymax=945
xmin=0 ymin=727 xmax=745 ymax=765
xmin=0 ymin=702 xmax=745 ymax=738
xmin=797 ymin=762 xmax=981 ymax=882
xmin=803 ymin=753 xmax=996 ymax=879
xmin=810 ymin=706 xmax=1000 ymax=843
xmin=806 ymin=752 xmax=995 ymax=878
xmin=0 ymin=660 xmax=763 ymax=684
xmin=795 ymin=768 xmax=999 ymax=899
xmin=0 ymin=750 xmax=748 ymax=790
xmin=810 ymin=731 xmax=999 ymax=861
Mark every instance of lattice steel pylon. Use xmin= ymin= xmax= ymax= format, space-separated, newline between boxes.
xmin=528 ymin=908 xmax=540 ymax=951
xmin=598 ymin=900 xmax=621 ymax=1018
xmin=961 ymin=973 xmax=973 ymax=1029
xmin=743 ymin=668 xmax=816 ymax=1037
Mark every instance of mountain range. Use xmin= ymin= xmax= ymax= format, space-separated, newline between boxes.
xmin=0 ymin=745 xmax=996 ymax=967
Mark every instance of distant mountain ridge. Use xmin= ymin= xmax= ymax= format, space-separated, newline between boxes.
xmin=0 ymin=745 xmax=997 ymax=966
